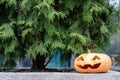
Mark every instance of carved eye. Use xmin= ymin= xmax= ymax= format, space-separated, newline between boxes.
xmin=92 ymin=56 xmax=100 ymax=60
xmin=78 ymin=57 xmax=84 ymax=61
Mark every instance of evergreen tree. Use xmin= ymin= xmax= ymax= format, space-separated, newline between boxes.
xmin=0 ymin=0 xmax=118 ymax=70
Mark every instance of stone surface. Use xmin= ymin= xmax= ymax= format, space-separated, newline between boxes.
xmin=0 ymin=70 xmax=119 ymax=80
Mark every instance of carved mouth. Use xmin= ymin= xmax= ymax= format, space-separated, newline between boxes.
xmin=78 ymin=63 xmax=101 ymax=69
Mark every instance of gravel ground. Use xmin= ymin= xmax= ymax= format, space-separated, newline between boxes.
xmin=0 ymin=70 xmax=119 ymax=80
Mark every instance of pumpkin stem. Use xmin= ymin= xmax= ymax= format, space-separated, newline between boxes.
xmin=88 ymin=49 xmax=91 ymax=54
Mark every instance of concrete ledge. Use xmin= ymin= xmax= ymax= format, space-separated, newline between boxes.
xmin=0 ymin=70 xmax=119 ymax=80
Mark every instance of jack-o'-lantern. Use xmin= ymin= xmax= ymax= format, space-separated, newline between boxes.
xmin=74 ymin=50 xmax=112 ymax=73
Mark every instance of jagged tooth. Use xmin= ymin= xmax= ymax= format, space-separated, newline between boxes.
xmin=91 ymin=63 xmax=95 ymax=66
xmin=76 ymin=62 xmax=85 ymax=67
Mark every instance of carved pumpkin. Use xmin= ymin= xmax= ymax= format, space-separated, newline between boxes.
xmin=74 ymin=50 xmax=112 ymax=73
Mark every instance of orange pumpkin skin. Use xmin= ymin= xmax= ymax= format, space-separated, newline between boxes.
xmin=74 ymin=50 xmax=112 ymax=73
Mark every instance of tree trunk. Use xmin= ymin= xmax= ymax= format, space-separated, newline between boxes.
xmin=32 ymin=54 xmax=45 ymax=70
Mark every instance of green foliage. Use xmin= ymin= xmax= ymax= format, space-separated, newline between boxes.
xmin=0 ymin=0 xmax=119 ymax=69
xmin=100 ymin=25 xmax=109 ymax=34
